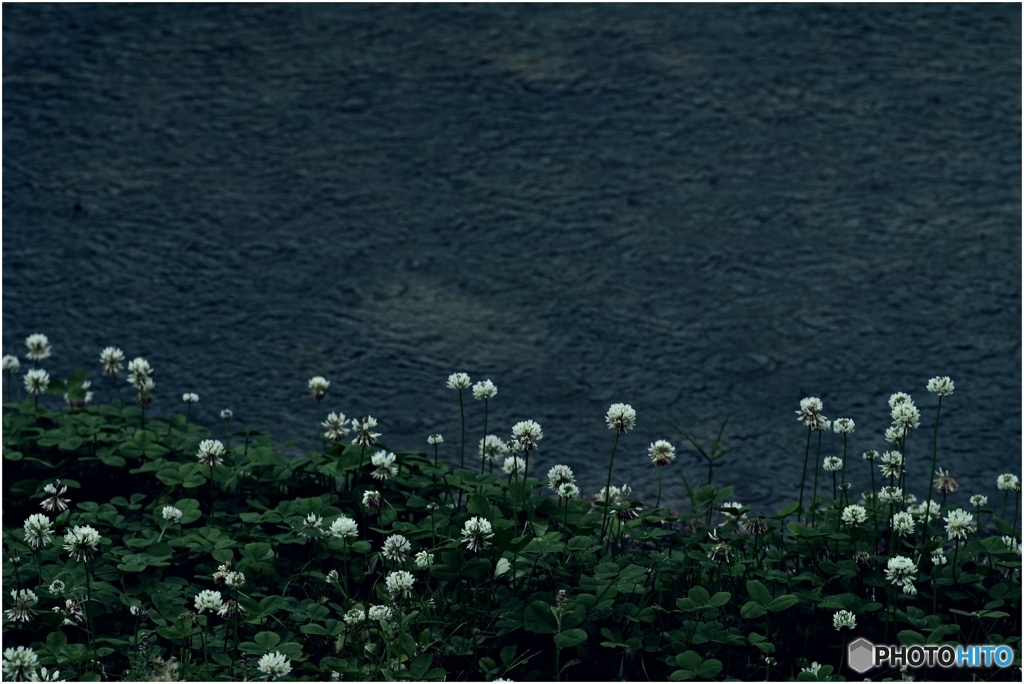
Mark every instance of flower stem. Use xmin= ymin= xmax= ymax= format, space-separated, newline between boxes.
xmin=599 ymin=432 xmax=621 ymax=547
xmin=480 ymin=399 xmax=488 ymax=474
xmin=458 ymin=389 xmax=466 ymax=470
xmin=810 ymin=430 xmax=822 ymax=525
xmin=922 ymin=397 xmax=942 ymax=538
xmin=656 ymin=468 xmax=663 ymax=510
xmin=798 ymin=427 xmax=811 ymax=523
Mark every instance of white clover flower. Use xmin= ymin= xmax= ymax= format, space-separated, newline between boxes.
xmin=257 ymin=651 xmax=292 ymax=681
xmin=220 ymin=408 xmax=233 ymax=420
xmin=833 ymin=610 xmax=856 ymax=630
xmin=3 ymin=646 xmax=39 ymax=681
xmin=343 ymin=607 xmax=366 ymax=626
xmin=52 ymin=598 xmax=84 ymax=626
xmin=329 ymin=515 xmax=358 ymax=539
xmin=546 ymin=464 xmax=575 ymax=491
xmin=126 ymin=357 xmax=153 ymax=389
xmin=427 ymin=434 xmax=443 ymax=445
xmin=24 ymin=368 xmax=49 ymax=395
xmin=213 ymin=563 xmax=232 ymax=584
xmin=479 ymin=435 xmax=507 ymax=462
xmin=605 ymin=403 xmax=637 ymax=434
xmin=796 ymin=397 xmax=827 ymax=429
xmin=5 ymin=589 xmax=39 ymax=623
xmin=64 ymin=380 xmax=93 ymax=407
xmin=816 ymin=418 xmax=832 ymax=432
xmin=182 ymin=393 xmax=199 ymax=404
xmin=892 ymin=511 xmax=915 ymax=537
xmin=303 ymin=513 xmax=324 ymax=531
xmin=362 ymin=490 xmax=384 ymax=511
xmin=801 ymin=662 xmax=822 ymax=676
xmin=511 ymin=420 xmax=543 ymax=452
xmin=63 ymin=525 xmax=101 ymax=562
xmin=879 ymin=451 xmax=903 ymax=479
xmin=907 ymin=500 xmax=941 ymax=521
xmin=100 ymin=347 xmax=124 ymax=374
xmin=196 ymin=439 xmax=226 ymax=467
xmin=648 ymin=440 xmax=676 ymax=466
xmin=888 ymin=392 xmax=913 ymax=409
xmin=368 ymin=605 xmax=393 ymax=622
xmin=596 ymin=485 xmax=621 ymax=503
xmin=862 ymin=450 xmax=879 ymax=461
xmin=885 ymin=555 xmax=917 ymax=591
xmin=308 ymin=376 xmax=329 ymax=400
xmin=1001 ymin=536 xmax=1021 ymax=554
xmin=414 ymin=550 xmax=434 ymax=569
xmin=943 ymin=508 xmax=973 ymax=541
xmin=926 ymin=376 xmax=954 ymax=397
xmin=385 ymin=570 xmax=415 ymax=598
xmin=381 ymin=534 xmax=411 ymax=562
xmin=878 ymin=486 xmax=903 ymax=505
xmin=37 ymin=666 xmax=62 ymax=682
xmin=194 ymin=590 xmax=224 ymax=614
xmin=23 ymin=514 xmax=52 ymax=549
xmin=25 ymin=333 xmax=51 ymax=361
xmin=970 ymin=495 xmax=988 ymax=508
xmin=370 ymin=451 xmax=398 ymax=480
xmin=48 ymin=580 xmax=65 ymax=596
xmin=718 ymin=502 xmax=746 ymax=526
xmin=823 ymin=456 xmax=842 ymax=472
xmin=446 ymin=372 xmax=471 ymax=390
xmin=472 ymin=379 xmax=497 ymax=399
xmin=884 ymin=425 xmax=905 ymax=444
xmin=162 ymin=506 xmax=183 ymax=524
xmin=351 ymin=416 xmax=381 ymax=447
xmin=997 ymin=473 xmax=1020 ymax=491
xmin=903 ymin=493 xmax=917 ymax=505
xmin=502 ymin=455 xmax=526 ymax=476
xmin=891 ymin=402 xmax=921 ymax=430
xmin=322 ymin=412 xmax=349 ymax=441
xmin=841 ymin=505 xmax=868 ymax=526
xmin=557 ymin=482 xmax=580 ymax=499
xmin=931 ymin=550 xmax=947 ymax=566
xmin=224 ymin=571 xmax=246 ymax=589
xmin=461 ymin=516 xmax=494 ymax=552
xmin=833 ymin=418 xmax=855 ymax=434
xmin=2 ymin=355 xmax=20 ymax=372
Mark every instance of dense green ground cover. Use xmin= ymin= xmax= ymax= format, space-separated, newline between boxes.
xmin=1 ymin=366 xmax=1020 ymax=681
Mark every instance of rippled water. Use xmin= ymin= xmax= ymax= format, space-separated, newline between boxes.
xmin=3 ymin=3 xmax=1020 ymax=511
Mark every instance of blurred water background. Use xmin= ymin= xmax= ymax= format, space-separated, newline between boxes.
xmin=3 ymin=3 xmax=1020 ymax=512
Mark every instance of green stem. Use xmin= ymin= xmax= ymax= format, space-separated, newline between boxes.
xmin=810 ymin=430 xmax=822 ymax=525
xmin=458 ymin=389 xmax=466 ymax=470
xmin=656 ymin=468 xmax=663 ymax=510
xmin=798 ymin=427 xmax=811 ymax=523
xmin=599 ymin=432 xmax=621 ymax=547
xmin=480 ymin=399 xmax=488 ymax=474
xmin=922 ymin=398 xmax=942 ymax=538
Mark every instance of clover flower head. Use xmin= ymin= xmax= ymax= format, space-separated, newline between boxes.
xmin=879 ymin=451 xmax=903 ymax=479
xmin=743 ymin=517 xmax=768 ymax=535
xmin=308 ymin=376 xmax=329 ymax=400
xmin=479 ymin=434 xmax=507 ymax=462
xmin=884 ymin=425 xmax=906 ymax=444
xmin=362 ymin=490 xmax=384 ymax=511
xmin=885 ymin=555 xmax=917 ymax=592
xmin=943 ymin=508 xmax=973 ymax=541
xmin=605 ymin=403 xmax=637 ymax=433
xmin=303 ymin=513 xmax=324 ymax=531
xmin=557 ymin=482 xmax=580 ymax=499
xmin=796 ymin=397 xmax=826 ymax=428
xmin=213 ymin=563 xmax=232 ymax=584
xmin=100 ymin=347 xmax=124 ymax=374
xmin=970 ymin=495 xmax=988 ymax=508
xmin=1001 ymin=536 xmax=1021 ymax=554
xmin=330 ymin=515 xmax=358 ymax=539
xmin=888 ymin=392 xmax=913 ymax=409
xmin=878 ymin=486 xmax=903 ymax=505
xmin=5 ymin=589 xmax=38 ymax=623
xmin=48 ymin=580 xmax=65 ymax=596
xmin=126 ymin=357 xmax=153 ymax=388
xmin=823 ymin=456 xmax=842 ymax=472
xmin=25 ymin=333 xmax=52 ymax=361
xmin=325 ymin=570 xmax=339 ymax=585
xmin=414 ymin=550 xmax=434 ymax=569
xmin=24 ymin=368 xmax=50 ymax=395
xmin=707 ymin=540 xmax=732 ymax=564
xmin=381 ymin=534 xmax=411 ymax=562
xmin=461 ymin=516 xmax=494 ymax=552
xmin=596 ymin=485 xmax=621 ymax=503
xmin=257 ymin=651 xmax=292 ymax=681
xmin=511 ymin=420 xmax=543 ymax=452
xmin=351 ymin=416 xmax=381 ymax=447
xmin=906 ymin=499 xmax=941 ymax=521
xmin=546 ymin=464 xmax=575 ymax=491
xmin=815 ymin=418 xmax=831 ymax=432
xmin=862 ymin=450 xmax=879 ymax=461
xmin=368 ymin=605 xmax=393 ymax=622
xmin=833 ymin=418 xmax=855 ymax=434
xmin=322 ymin=412 xmax=349 ymax=441
xmin=196 ymin=439 xmax=226 ymax=467
xmin=933 ymin=468 xmax=958 ymax=495
xmin=427 ymin=434 xmax=443 ymax=446
xmin=182 ymin=393 xmax=199 ymax=404
xmin=2 ymin=355 xmax=20 ymax=372
xmin=472 ymin=379 xmax=497 ymax=399
xmin=3 ymin=646 xmax=39 ymax=681
xmin=926 ymin=376 xmax=954 ymax=397
xmin=194 ymin=590 xmax=224 ymax=614
xmin=370 ymin=451 xmax=398 ymax=480
xmin=53 ymin=598 xmax=84 ymax=626
xmin=343 ymin=607 xmax=366 ymax=626
xmin=718 ymin=502 xmax=746 ymax=525
xmin=446 ymin=372 xmax=471 ymax=390
xmin=931 ymin=550 xmax=947 ymax=566
xmin=841 ymin=505 xmax=868 ymax=526
xmin=162 ymin=506 xmax=183 ymax=524
xmin=801 ymin=662 xmax=822 ymax=676
xmin=385 ymin=570 xmax=415 ymax=598
xmin=220 ymin=409 xmax=233 ymax=420
xmin=217 ymin=598 xmax=244 ymax=619
xmin=892 ymin=511 xmax=915 ymax=537
xmin=502 ymin=455 xmax=526 ymax=476
xmin=23 ymin=514 xmax=52 ymax=549
xmin=997 ymin=473 xmax=1020 ymax=491
xmin=64 ymin=379 xmax=94 ymax=408
xmin=130 ymin=605 xmax=147 ymax=618
xmin=224 ymin=571 xmax=246 ymax=589
xmin=63 ymin=525 xmax=101 ymax=562
xmin=891 ymin=402 xmax=921 ymax=430
xmin=648 ymin=439 xmax=676 ymax=466
xmin=833 ymin=610 xmax=856 ymax=630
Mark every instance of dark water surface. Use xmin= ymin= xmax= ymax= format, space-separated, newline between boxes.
xmin=3 ymin=3 xmax=1021 ymax=512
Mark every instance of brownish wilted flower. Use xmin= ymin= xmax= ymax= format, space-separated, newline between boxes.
xmin=854 ymin=551 xmax=874 ymax=569
xmin=743 ymin=517 xmax=768 ymax=535
xmin=933 ymin=468 xmax=958 ymax=495
xmin=40 ymin=480 xmax=71 ymax=513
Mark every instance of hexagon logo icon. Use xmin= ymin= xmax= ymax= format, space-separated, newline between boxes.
xmin=847 ymin=637 xmax=875 ymax=674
